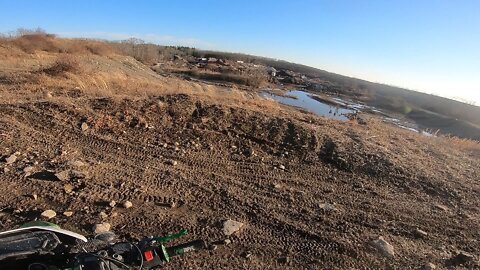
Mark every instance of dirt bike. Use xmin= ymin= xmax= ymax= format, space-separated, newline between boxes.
xmin=0 ymin=221 xmax=206 ymax=269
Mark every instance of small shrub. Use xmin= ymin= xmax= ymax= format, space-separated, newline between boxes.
xmin=11 ymin=33 xmax=61 ymax=53
xmin=39 ymin=56 xmax=79 ymax=76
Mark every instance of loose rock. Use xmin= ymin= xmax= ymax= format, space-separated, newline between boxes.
xmin=223 ymin=219 xmax=244 ymax=236
xmin=223 ymin=239 xmax=232 ymax=245
xmin=279 ymin=165 xmax=286 ymax=170
xmin=81 ymin=122 xmax=89 ymax=131
xmin=273 ymin=183 xmax=282 ymax=189
xmin=41 ymin=210 xmax=57 ymax=219
xmin=23 ymin=166 xmax=34 ymax=173
xmin=55 ymin=170 xmax=70 ymax=181
xmin=6 ymin=154 xmax=17 ymax=165
xmin=99 ymin=211 xmax=108 ymax=219
xmin=63 ymin=211 xmax=74 ymax=217
xmin=64 ymin=184 xmax=74 ymax=194
xmin=166 ymin=159 xmax=178 ymax=166
xmin=123 ymin=201 xmax=133 ymax=209
xmin=109 ymin=200 xmax=117 ymax=207
xmin=319 ymin=202 xmax=337 ymax=211
xmin=370 ymin=237 xmax=394 ymax=258
xmin=414 ymin=228 xmax=428 ymax=238
xmin=423 ymin=262 xmax=436 ymax=270
xmin=93 ymin=222 xmax=111 ymax=234
xmin=435 ymin=204 xmax=449 ymax=212
xmin=32 ymin=194 xmax=38 ymax=200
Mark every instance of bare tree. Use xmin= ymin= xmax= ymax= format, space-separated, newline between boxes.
xmin=15 ymin=27 xmax=47 ymax=37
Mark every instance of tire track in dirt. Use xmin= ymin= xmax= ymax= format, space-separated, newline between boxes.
xmin=1 ymin=97 xmax=479 ymax=269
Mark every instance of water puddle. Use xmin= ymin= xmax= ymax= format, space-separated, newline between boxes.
xmin=263 ymin=90 xmax=435 ymax=137
xmin=262 ymin=90 xmax=354 ymax=120
xmin=384 ymin=116 xmax=435 ymax=137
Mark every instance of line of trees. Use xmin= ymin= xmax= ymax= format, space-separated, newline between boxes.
xmin=109 ymin=38 xmax=196 ymax=65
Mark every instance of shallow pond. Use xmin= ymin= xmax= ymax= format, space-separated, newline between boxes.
xmin=262 ymin=90 xmax=354 ymax=120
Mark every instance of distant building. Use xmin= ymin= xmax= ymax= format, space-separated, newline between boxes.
xmin=196 ymin=58 xmax=208 ymax=68
xmin=267 ymin=67 xmax=277 ymax=77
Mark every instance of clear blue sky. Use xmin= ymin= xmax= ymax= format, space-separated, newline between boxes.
xmin=1 ymin=0 xmax=479 ymax=104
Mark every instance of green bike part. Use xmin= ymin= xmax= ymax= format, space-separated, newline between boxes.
xmin=20 ymin=221 xmax=61 ymax=229
xmin=153 ymin=229 xmax=188 ymax=243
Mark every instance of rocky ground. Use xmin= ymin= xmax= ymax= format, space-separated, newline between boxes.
xmin=0 ymin=36 xmax=479 ymax=269
xmin=0 ymin=92 xmax=479 ymax=269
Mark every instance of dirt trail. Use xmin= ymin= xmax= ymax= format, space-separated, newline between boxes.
xmin=0 ymin=94 xmax=478 ymax=269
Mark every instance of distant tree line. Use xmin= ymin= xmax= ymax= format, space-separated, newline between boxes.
xmin=109 ymin=38 xmax=197 ymax=64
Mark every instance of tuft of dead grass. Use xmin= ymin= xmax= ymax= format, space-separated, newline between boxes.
xmin=38 ymin=56 xmax=80 ymax=76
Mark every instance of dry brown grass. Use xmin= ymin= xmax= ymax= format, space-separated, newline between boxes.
xmin=0 ymin=35 xmax=407 ymax=130
xmin=442 ymin=136 xmax=480 ymax=152
xmin=8 ymin=33 xmax=60 ymax=53
xmin=0 ymin=33 xmax=117 ymax=56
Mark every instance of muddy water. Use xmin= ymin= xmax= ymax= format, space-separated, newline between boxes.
xmin=263 ymin=90 xmax=436 ymax=137
xmin=262 ymin=90 xmax=354 ymax=120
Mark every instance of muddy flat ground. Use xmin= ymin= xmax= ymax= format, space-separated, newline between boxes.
xmin=0 ymin=36 xmax=479 ymax=269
